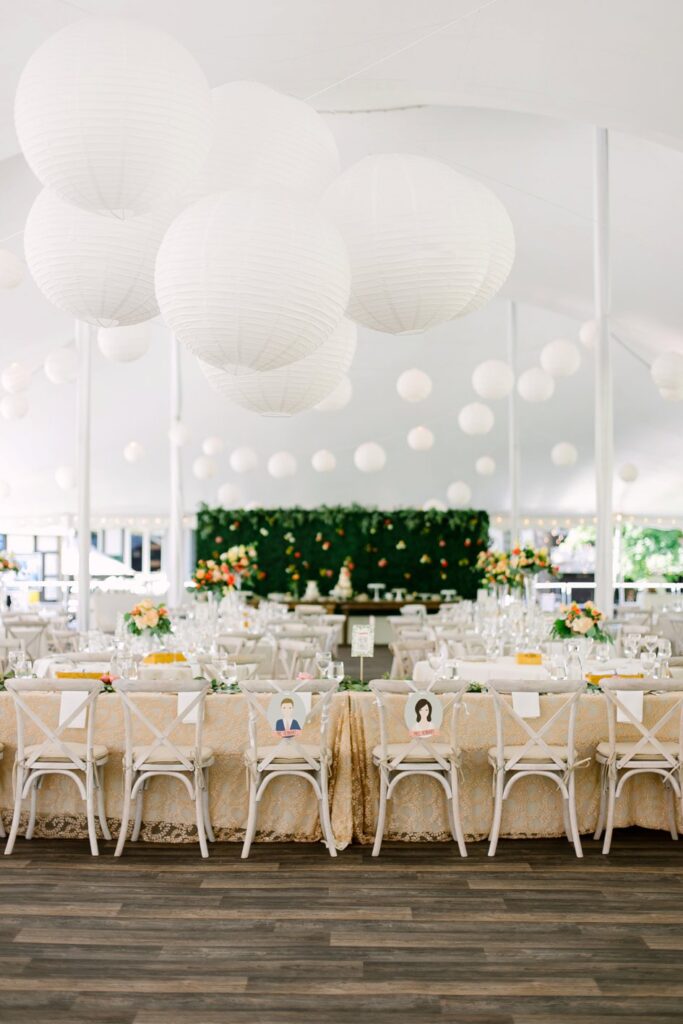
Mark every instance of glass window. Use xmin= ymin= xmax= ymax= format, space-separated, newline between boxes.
xmin=130 ymin=534 xmax=143 ymax=572
xmin=104 ymin=529 xmax=124 ymax=559
xmin=150 ymin=533 xmax=163 ymax=572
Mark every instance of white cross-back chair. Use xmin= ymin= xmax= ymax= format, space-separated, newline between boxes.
xmin=293 ymin=604 xmax=327 ymax=617
xmin=4 ymin=619 xmax=48 ymax=660
xmin=4 ymin=677 xmax=110 ymax=856
xmin=486 ymin=678 xmax=586 ymax=858
xmin=113 ymin=678 xmax=214 ymax=858
xmin=594 ymin=677 xmax=683 ymax=854
xmin=389 ymin=635 xmax=437 ymax=680
xmin=369 ymin=678 xmax=470 ymax=858
xmin=274 ymin=638 xmax=317 ymax=680
xmin=239 ymin=678 xmax=338 ymax=859
xmin=46 ymin=626 xmax=79 ymax=654
xmin=0 ymin=637 xmax=24 ymax=674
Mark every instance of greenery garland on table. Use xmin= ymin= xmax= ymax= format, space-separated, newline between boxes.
xmin=196 ymin=504 xmax=489 ymax=599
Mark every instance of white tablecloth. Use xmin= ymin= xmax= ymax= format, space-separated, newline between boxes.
xmin=414 ymin=656 xmax=642 ymax=684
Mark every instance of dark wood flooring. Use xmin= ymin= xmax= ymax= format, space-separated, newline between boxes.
xmin=0 ymin=831 xmax=682 ymax=1022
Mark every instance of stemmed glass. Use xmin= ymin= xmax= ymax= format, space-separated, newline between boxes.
xmin=437 ymin=659 xmax=460 ymax=681
xmin=622 ymin=633 xmax=640 ymax=661
xmin=315 ymin=650 xmax=332 ymax=678
xmin=8 ymin=649 xmax=31 ymax=677
xmin=326 ymin=661 xmax=345 ymax=686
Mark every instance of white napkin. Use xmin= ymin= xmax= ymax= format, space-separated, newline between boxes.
xmin=616 ymin=689 xmax=644 ymax=724
xmin=177 ymin=690 xmax=202 ymax=724
xmin=58 ymin=691 xmax=87 ymax=729
xmin=512 ymin=691 xmax=541 ymax=718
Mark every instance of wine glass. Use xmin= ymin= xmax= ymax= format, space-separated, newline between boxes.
xmin=622 ymin=633 xmax=640 ymax=660
xmin=219 ymin=661 xmax=239 ymax=690
xmin=315 ymin=650 xmax=332 ymax=678
xmin=548 ymin=654 xmax=567 ymax=681
xmin=438 ymin=659 xmax=460 ymax=681
xmin=640 ymin=650 xmax=657 ymax=678
xmin=326 ymin=661 xmax=344 ymax=686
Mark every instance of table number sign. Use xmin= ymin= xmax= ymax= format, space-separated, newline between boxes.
xmin=351 ymin=623 xmax=375 ymax=682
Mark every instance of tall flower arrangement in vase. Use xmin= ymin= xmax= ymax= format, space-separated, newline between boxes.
xmin=476 ymin=550 xmax=521 ymax=591
xmin=192 ymin=543 xmax=259 ymax=595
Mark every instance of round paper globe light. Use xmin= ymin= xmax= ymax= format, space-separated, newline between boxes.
xmin=268 ymin=452 xmax=297 ymax=479
xmin=202 ymin=436 xmax=224 ymax=456
xmin=168 ymin=420 xmax=190 ymax=446
xmin=217 ymin=482 xmax=242 ymax=506
xmin=456 ymin=181 xmax=515 ymax=317
xmin=517 ymin=367 xmax=555 ymax=402
xmin=447 ymin=481 xmax=472 ymax=507
xmin=55 ymin=465 xmax=76 ymax=491
xmin=44 ymin=345 xmax=78 ymax=384
xmin=472 ymin=360 xmax=513 ymax=400
xmin=475 ymin=456 xmax=496 ymax=476
xmin=397 ymin=368 xmax=432 ymax=403
xmin=1 ymin=362 xmax=31 ymax=393
xmin=229 ymin=447 xmax=259 ymax=473
xmin=651 ymin=351 xmax=683 ymax=390
xmin=98 ymin=324 xmax=152 ymax=362
xmin=156 ymin=190 xmax=350 ymax=373
xmin=659 ymin=386 xmax=683 ymax=401
xmin=0 ymin=480 xmax=10 ymax=499
xmin=618 ymin=463 xmax=639 ymax=483
xmin=354 ymin=442 xmax=386 ymax=473
xmin=407 ymin=426 xmax=434 ymax=452
xmin=192 ymin=455 xmax=216 ymax=480
xmin=15 ymin=18 xmax=211 ymax=216
xmin=123 ymin=441 xmax=144 ymax=464
xmin=551 ymin=442 xmax=578 ymax=467
xmin=0 ymin=250 xmax=23 ymax=289
xmin=312 ymin=449 xmax=336 ymax=472
xmin=314 ymin=375 xmax=352 ymax=412
xmin=0 ymin=393 xmax=28 ymax=420
xmin=579 ymin=320 xmax=598 ymax=350
xmin=423 ymin=499 xmax=447 ymax=512
xmin=541 ymin=338 xmax=581 ymax=378
xmin=458 ymin=402 xmax=494 ymax=435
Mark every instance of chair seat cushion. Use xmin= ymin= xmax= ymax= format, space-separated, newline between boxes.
xmin=488 ymin=744 xmax=572 ymax=766
xmin=24 ymin=742 xmax=108 ymax=763
xmin=245 ymin=743 xmax=321 ymax=765
xmin=373 ymin=741 xmax=454 ymax=763
xmin=596 ymin=740 xmax=680 ymax=762
xmin=132 ymin=744 xmax=214 ymax=767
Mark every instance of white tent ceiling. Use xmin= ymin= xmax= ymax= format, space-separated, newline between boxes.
xmin=0 ymin=0 xmax=680 ymax=522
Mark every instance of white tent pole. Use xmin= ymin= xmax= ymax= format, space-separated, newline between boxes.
xmin=593 ymin=127 xmax=614 ymax=616
xmin=76 ymin=320 xmax=92 ymax=631
xmin=168 ymin=332 xmax=184 ymax=607
xmin=507 ymin=300 xmax=520 ymax=546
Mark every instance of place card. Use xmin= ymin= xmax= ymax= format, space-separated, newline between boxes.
xmin=58 ymin=690 xmax=87 ymax=729
xmin=616 ymin=689 xmax=644 ymax=724
xmin=512 ymin=691 xmax=541 ymax=718
xmin=177 ymin=690 xmax=202 ymax=724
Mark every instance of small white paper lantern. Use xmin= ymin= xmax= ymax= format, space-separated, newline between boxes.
xmin=396 ymin=368 xmax=432 ymax=403
xmin=354 ymin=442 xmax=386 ymax=473
xmin=98 ymin=324 xmax=152 ymax=363
xmin=193 ymin=454 xmax=216 ymax=480
xmin=24 ymin=188 xmax=176 ymax=327
xmin=268 ymin=451 xmax=297 ymax=479
xmin=447 ymin=481 xmax=472 ymax=507
xmin=55 ymin=465 xmax=76 ymax=491
xmin=475 ymin=455 xmax=496 ymax=476
xmin=314 ymin=375 xmax=352 ymax=412
xmin=156 ymin=190 xmax=350 ymax=373
xmin=423 ymin=498 xmax=447 ymax=512
xmin=229 ymin=447 xmax=259 ymax=473
xmin=0 ymin=480 xmax=10 ymax=499
xmin=551 ymin=442 xmax=578 ymax=467
xmin=540 ymin=338 xmax=581 ymax=378
xmin=0 ymin=393 xmax=28 ymax=420
xmin=168 ymin=420 xmax=190 ymax=446
xmin=15 ymin=18 xmax=212 ymax=216
xmin=44 ymin=345 xmax=78 ymax=384
xmin=579 ymin=319 xmax=598 ymax=350
xmin=0 ymin=250 xmax=23 ymax=289
xmin=123 ymin=441 xmax=144 ymax=464
xmin=659 ymin=385 xmax=683 ymax=401
xmin=472 ymin=360 xmax=513 ymax=400
xmin=1 ymin=362 xmax=31 ymax=393
xmin=217 ymin=482 xmax=242 ymax=506
xmin=458 ymin=402 xmax=494 ymax=435
xmin=407 ymin=426 xmax=434 ymax=451
xmin=618 ymin=463 xmax=639 ymax=483
xmin=517 ymin=367 xmax=555 ymax=402
xmin=202 ymin=436 xmax=224 ymax=456
xmin=651 ymin=350 xmax=683 ymax=390
xmin=312 ymin=449 xmax=336 ymax=472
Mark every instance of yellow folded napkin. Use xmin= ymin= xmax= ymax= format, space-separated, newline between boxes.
xmin=516 ymin=652 xmax=542 ymax=665
xmin=56 ymin=671 xmax=103 ymax=680
xmin=142 ymin=651 xmax=187 ymax=665
xmin=586 ymin=671 xmax=614 ymax=685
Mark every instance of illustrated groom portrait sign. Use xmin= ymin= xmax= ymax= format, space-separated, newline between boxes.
xmin=267 ymin=692 xmax=306 ymax=739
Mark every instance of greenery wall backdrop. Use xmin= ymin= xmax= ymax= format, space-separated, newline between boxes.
xmin=196 ymin=504 xmax=489 ymax=599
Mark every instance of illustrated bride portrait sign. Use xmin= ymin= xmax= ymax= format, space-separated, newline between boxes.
xmin=267 ymin=691 xmax=307 ymax=740
xmin=404 ymin=691 xmax=444 ymax=739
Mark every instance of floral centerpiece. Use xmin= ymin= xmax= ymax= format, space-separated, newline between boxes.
xmin=509 ymin=546 xmax=559 ymax=577
xmin=0 ymin=551 xmax=19 ymax=573
xmin=551 ymin=601 xmax=609 ymax=642
xmin=192 ymin=544 xmax=258 ymax=595
xmin=476 ymin=550 xmax=520 ymax=590
xmin=124 ymin=599 xmax=172 ymax=638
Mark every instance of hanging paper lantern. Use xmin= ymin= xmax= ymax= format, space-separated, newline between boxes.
xmin=314 ymin=375 xmax=352 ymax=412
xmin=198 ymin=319 xmax=357 ymax=416
xmin=44 ymin=345 xmax=78 ymax=384
xmin=323 ymin=154 xmax=513 ymax=334
xmin=98 ymin=324 xmax=152 ymax=363
xmin=123 ymin=441 xmax=144 ymax=464
xmin=651 ymin=351 xmax=683 ymax=390
xmin=456 ymin=181 xmax=515 ymax=318
xmin=579 ymin=320 xmax=598 ymax=350
xmin=229 ymin=447 xmax=259 ymax=473
xmin=0 ymin=393 xmax=28 ymax=420
xmin=541 ymin=339 xmax=581 ymax=378
xmin=458 ymin=402 xmax=494 ymax=435
xmin=268 ymin=452 xmax=297 ymax=479
xmin=407 ymin=426 xmax=434 ymax=452
xmin=54 ymin=465 xmax=76 ymax=491
xmin=24 ymin=189 xmax=176 ymax=327
xmin=475 ymin=456 xmax=496 ymax=476
xmin=551 ymin=442 xmax=578 ymax=467
xmin=217 ymin=482 xmax=242 ymax=506
xmin=312 ymin=449 xmax=336 ymax=472
xmin=15 ymin=18 xmax=211 ymax=216
xmin=423 ymin=499 xmax=447 ymax=512
xmin=396 ymin=368 xmax=432 ymax=403
xmin=192 ymin=454 xmax=216 ymax=480
xmin=1 ymin=362 xmax=31 ymax=393
xmin=168 ymin=420 xmax=190 ymax=446
xmin=618 ymin=463 xmax=639 ymax=483
xmin=354 ymin=442 xmax=386 ymax=473
xmin=202 ymin=81 xmax=339 ymax=199
xmin=447 ymin=481 xmax=472 ymax=507
xmin=156 ymin=189 xmax=350 ymax=373
xmin=660 ymin=385 xmax=683 ymax=400
xmin=0 ymin=250 xmax=23 ymax=289
xmin=0 ymin=480 xmax=10 ymax=499
xmin=202 ymin=436 xmax=224 ymax=456
xmin=472 ymin=360 xmax=513 ymax=400
xmin=517 ymin=367 xmax=555 ymax=402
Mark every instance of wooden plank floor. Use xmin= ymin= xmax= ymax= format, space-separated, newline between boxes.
xmin=0 ymin=831 xmax=682 ymax=1023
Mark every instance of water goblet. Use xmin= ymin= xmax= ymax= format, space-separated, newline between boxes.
xmin=315 ymin=650 xmax=332 ymax=678
xmin=326 ymin=661 xmax=344 ymax=686
xmin=622 ymin=633 xmax=640 ymax=660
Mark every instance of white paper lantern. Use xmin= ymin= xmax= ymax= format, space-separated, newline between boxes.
xmin=579 ymin=319 xmax=598 ymax=350
xmin=456 ymin=180 xmax=516 ymax=318
xmin=540 ymin=338 xmax=581 ymax=378
xmin=354 ymin=442 xmax=386 ymax=473
xmin=314 ymin=375 xmax=352 ymax=412
xmin=15 ymin=18 xmax=211 ymax=216
xmin=517 ymin=367 xmax=555 ymax=402
xmin=0 ymin=250 xmax=23 ymax=289
xmin=618 ymin=463 xmax=639 ymax=483
xmin=193 ymin=454 xmax=216 ymax=480
xmin=198 ymin=319 xmax=357 ymax=416
xmin=55 ymin=465 xmax=76 ymax=491
xmin=447 ymin=481 xmax=472 ymax=507
xmin=423 ymin=499 xmax=447 ymax=512
xmin=168 ymin=420 xmax=190 ymax=446
xmin=229 ymin=447 xmax=259 ymax=473
xmin=407 ymin=426 xmax=434 ymax=452
xmin=475 ymin=456 xmax=496 ymax=476
xmin=202 ymin=81 xmax=339 ymax=199
xmin=458 ymin=402 xmax=494 ymax=435
xmin=472 ymin=360 xmax=513 ymax=400
xmin=659 ymin=385 xmax=683 ymax=401
xmin=0 ymin=480 xmax=10 ymax=499
xmin=123 ymin=441 xmax=144 ymax=464
xmin=551 ymin=442 xmax=578 ymax=467
xmin=24 ymin=188 xmax=176 ymax=327
xmin=268 ymin=452 xmax=297 ymax=479
xmin=217 ymin=482 xmax=242 ymax=506
xmin=44 ymin=345 xmax=78 ymax=384
xmin=323 ymin=154 xmax=512 ymax=333
xmin=202 ymin=436 xmax=224 ymax=456
xmin=1 ymin=362 xmax=31 ymax=394
xmin=156 ymin=190 xmax=350 ymax=373
xmin=397 ymin=368 xmax=432 ymax=403
xmin=651 ymin=350 xmax=683 ymax=390
xmin=0 ymin=393 xmax=28 ymax=420
xmin=97 ymin=324 xmax=152 ymax=363
xmin=312 ymin=449 xmax=336 ymax=472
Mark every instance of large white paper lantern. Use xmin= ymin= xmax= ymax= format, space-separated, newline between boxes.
xmin=660 ymin=385 xmax=683 ymax=400
xmin=0 ymin=250 xmax=23 ymax=289
xmin=44 ymin=345 xmax=78 ymax=384
xmin=456 ymin=180 xmax=516 ymax=318
xmin=314 ymin=375 xmax=352 ymax=412
xmin=202 ymin=81 xmax=339 ymax=199
xmin=268 ymin=452 xmax=297 ymax=479
xmin=472 ymin=360 xmax=513 ymax=400
xmin=55 ymin=465 xmax=76 ymax=491
xmin=0 ymin=480 xmax=11 ymax=499
xmin=397 ymin=368 xmax=432 ymax=403
xmin=423 ymin=499 xmax=447 ymax=512
xmin=447 ymin=481 xmax=472 ymax=507
xmin=618 ymin=463 xmax=639 ymax=483
xmin=156 ymin=190 xmax=350 ymax=373
xmin=541 ymin=339 xmax=581 ymax=378
xmin=458 ymin=402 xmax=494 ymax=435
xmin=230 ymin=447 xmax=259 ymax=473
xmin=475 ymin=456 xmax=496 ymax=476
xmin=551 ymin=442 xmax=578 ymax=467
xmin=517 ymin=367 xmax=555 ymax=402
xmin=24 ymin=189 xmax=176 ymax=327
xmin=98 ymin=324 xmax=152 ymax=363
xmin=217 ymin=482 xmax=242 ymax=506
xmin=168 ymin=420 xmax=190 ymax=446
xmin=15 ymin=18 xmax=211 ymax=217
xmin=123 ymin=441 xmax=144 ymax=464
xmin=354 ymin=442 xmax=386 ymax=473
xmin=0 ymin=393 xmax=28 ymax=420
xmin=202 ymin=436 xmax=224 ymax=456
xmin=407 ymin=426 xmax=434 ymax=451
xmin=193 ymin=454 xmax=216 ymax=480
xmin=651 ymin=351 xmax=683 ymax=390
xmin=312 ymin=449 xmax=336 ymax=472
xmin=323 ymin=154 xmax=512 ymax=334
xmin=198 ymin=318 xmax=357 ymax=416
xmin=1 ymin=362 xmax=31 ymax=393
xmin=579 ymin=319 xmax=598 ymax=350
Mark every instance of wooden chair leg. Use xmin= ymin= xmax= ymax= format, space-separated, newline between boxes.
xmin=194 ymin=776 xmax=209 ymax=859
xmin=594 ymin=765 xmax=607 ymax=840
xmin=85 ymin=768 xmax=99 ymax=857
xmin=25 ymin=782 xmax=38 ymax=840
xmin=488 ymin=769 xmax=505 ymax=857
xmin=667 ymin=783 xmax=679 ymax=840
xmin=115 ymin=768 xmax=134 ymax=858
xmin=372 ymin=768 xmax=388 ymax=857
xmin=449 ymin=767 xmax=467 ymax=858
xmin=568 ymin=773 xmax=583 ymax=858
xmin=131 ymin=782 xmax=144 ymax=842
xmin=319 ymin=769 xmax=337 ymax=858
xmin=4 ymin=765 xmax=25 ymax=855
xmin=94 ymin=765 xmax=111 ymax=842
xmin=602 ymin=775 xmax=617 ymax=855
xmin=202 ymin=769 xmax=215 ymax=843
xmin=241 ymin=780 xmax=258 ymax=859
